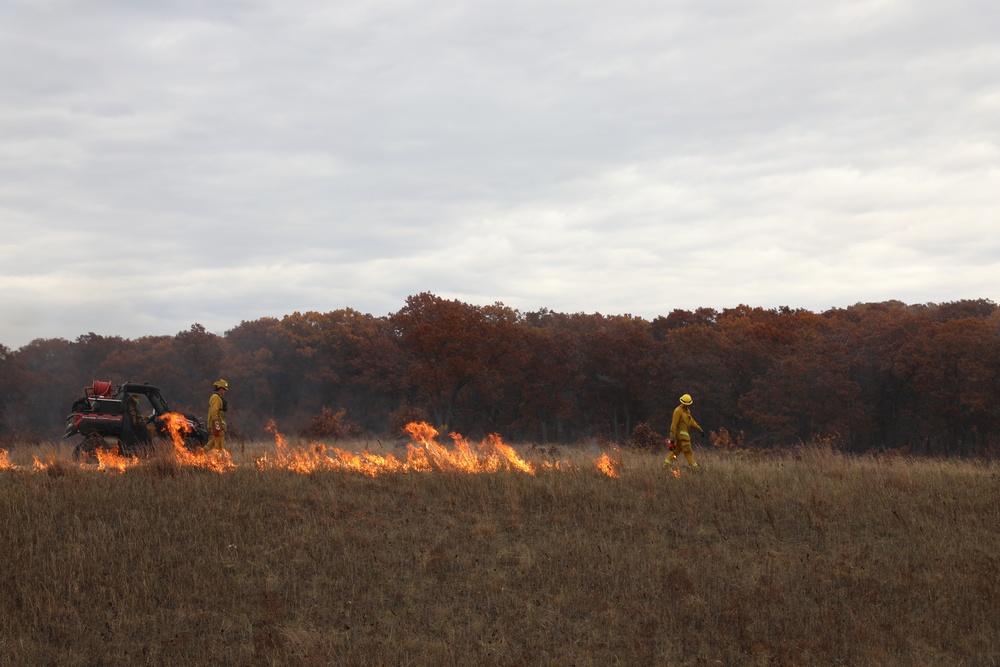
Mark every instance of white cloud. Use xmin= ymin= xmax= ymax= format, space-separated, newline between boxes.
xmin=1 ymin=0 xmax=997 ymax=348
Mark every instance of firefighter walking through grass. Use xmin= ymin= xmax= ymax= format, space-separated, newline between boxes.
xmin=663 ymin=393 xmax=703 ymax=470
xmin=206 ymin=379 xmax=229 ymax=452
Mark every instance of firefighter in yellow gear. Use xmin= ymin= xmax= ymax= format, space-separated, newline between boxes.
xmin=206 ymin=379 xmax=229 ymax=451
xmin=663 ymin=393 xmax=703 ymax=470
xmin=127 ymin=394 xmax=156 ymax=442
xmin=126 ymin=395 xmax=143 ymax=428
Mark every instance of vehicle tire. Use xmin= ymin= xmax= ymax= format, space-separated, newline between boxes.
xmin=73 ymin=435 xmax=106 ymax=464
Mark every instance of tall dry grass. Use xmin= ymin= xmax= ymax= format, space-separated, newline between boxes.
xmin=1 ymin=442 xmax=998 ymax=666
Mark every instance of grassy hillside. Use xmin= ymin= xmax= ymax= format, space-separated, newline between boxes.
xmin=1 ymin=440 xmax=998 ymax=666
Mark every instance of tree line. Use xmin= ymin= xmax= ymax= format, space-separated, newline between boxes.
xmin=1 ymin=294 xmax=998 ymax=456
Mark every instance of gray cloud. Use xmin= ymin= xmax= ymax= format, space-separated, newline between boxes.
xmin=1 ymin=0 xmax=997 ymax=348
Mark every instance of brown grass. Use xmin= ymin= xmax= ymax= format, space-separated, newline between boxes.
xmin=1 ymin=442 xmax=998 ymax=666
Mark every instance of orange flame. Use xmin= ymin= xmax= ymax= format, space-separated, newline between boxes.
xmin=95 ymin=445 xmax=133 ymax=473
xmin=0 ymin=421 xmax=624 ymax=478
xmin=405 ymin=424 xmax=537 ymax=474
xmin=253 ymin=421 xmax=622 ymax=477
xmin=595 ymin=452 xmax=621 ymax=478
xmin=256 ymin=422 xmax=410 ymax=476
xmin=31 ymin=454 xmax=58 ymax=472
xmin=161 ymin=412 xmax=235 ymax=473
xmin=0 ymin=449 xmax=59 ymax=472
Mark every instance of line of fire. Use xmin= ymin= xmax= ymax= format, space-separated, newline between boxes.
xmin=0 ymin=418 xmax=623 ymax=479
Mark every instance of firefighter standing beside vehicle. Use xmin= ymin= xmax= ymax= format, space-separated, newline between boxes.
xmin=206 ymin=379 xmax=229 ymax=451
xmin=663 ymin=393 xmax=703 ymax=470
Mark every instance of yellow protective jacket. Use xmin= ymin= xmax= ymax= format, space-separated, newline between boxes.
xmin=670 ymin=405 xmax=702 ymax=442
xmin=207 ymin=392 xmax=227 ymax=433
xmin=127 ymin=401 xmax=144 ymax=427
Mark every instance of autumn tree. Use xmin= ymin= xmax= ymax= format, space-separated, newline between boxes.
xmin=905 ymin=315 xmax=1000 ymax=456
xmin=5 ymin=338 xmax=78 ymax=440
xmin=738 ymin=318 xmax=860 ymax=447
xmin=224 ymin=309 xmax=402 ymax=435
xmin=831 ymin=302 xmax=934 ymax=452
xmin=652 ymin=313 xmax=729 ymax=438
xmin=510 ymin=311 xmax=579 ymax=442
xmin=573 ymin=314 xmax=657 ymax=441
xmin=0 ymin=343 xmax=22 ymax=441
xmin=173 ymin=324 xmax=225 ymax=391
xmin=221 ymin=317 xmax=282 ymax=434
xmin=2 ymin=295 xmax=998 ymax=454
xmin=391 ymin=293 xmax=523 ymax=435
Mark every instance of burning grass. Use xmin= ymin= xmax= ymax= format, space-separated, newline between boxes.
xmin=0 ymin=420 xmax=619 ymax=479
xmin=1 ymin=442 xmax=998 ymax=665
xmin=254 ymin=420 xmax=620 ymax=477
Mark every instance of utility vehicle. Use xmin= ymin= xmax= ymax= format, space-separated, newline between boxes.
xmin=64 ymin=380 xmax=208 ymax=462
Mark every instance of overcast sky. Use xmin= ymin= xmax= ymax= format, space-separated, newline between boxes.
xmin=2 ymin=0 xmax=998 ymax=350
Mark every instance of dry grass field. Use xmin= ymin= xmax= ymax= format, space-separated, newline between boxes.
xmin=1 ymin=434 xmax=999 ymax=666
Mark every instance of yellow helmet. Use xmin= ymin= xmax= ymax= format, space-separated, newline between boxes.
xmin=679 ymin=394 xmax=693 ymax=405
xmin=214 ymin=379 xmax=229 ymax=390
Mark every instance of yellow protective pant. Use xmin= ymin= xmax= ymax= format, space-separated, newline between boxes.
xmin=205 ymin=433 xmax=226 ymax=452
xmin=664 ymin=438 xmax=697 ymax=467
